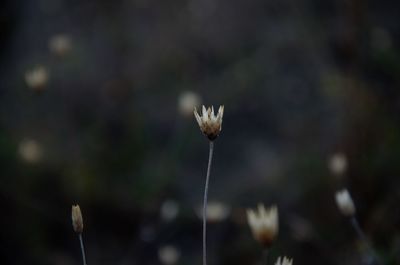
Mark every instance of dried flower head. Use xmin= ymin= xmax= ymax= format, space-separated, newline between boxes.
xmin=194 ymin=105 xmax=224 ymax=141
xmin=24 ymin=66 xmax=49 ymax=92
xmin=71 ymin=205 xmax=84 ymax=233
xmin=335 ymin=189 xmax=356 ymax=217
xmin=247 ymin=204 xmax=278 ymax=247
xmin=275 ymin=256 xmax=293 ymax=265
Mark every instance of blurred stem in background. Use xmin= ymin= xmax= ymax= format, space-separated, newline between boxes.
xmin=350 ymin=217 xmax=383 ymax=265
xmin=203 ymin=141 xmax=214 ymax=265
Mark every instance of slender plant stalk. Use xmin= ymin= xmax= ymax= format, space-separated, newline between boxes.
xmin=350 ymin=217 xmax=382 ymax=265
xmin=78 ymin=234 xmax=88 ymax=265
xmin=203 ymin=141 xmax=214 ymax=265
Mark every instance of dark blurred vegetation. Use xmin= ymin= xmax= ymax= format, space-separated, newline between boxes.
xmin=0 ymin=0 xmax=400 ymax=264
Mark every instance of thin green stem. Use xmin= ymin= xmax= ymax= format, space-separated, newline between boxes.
xmin=79 ymin=233 xmax=88 ymax=265
xmin=350 ymin=217 xmax=383 ymax=265
xmin=203 ymin=141 xmax=214 ymax=265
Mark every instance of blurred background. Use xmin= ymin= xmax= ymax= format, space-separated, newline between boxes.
xmin=0 ymin=0 xmax=400 ymax=264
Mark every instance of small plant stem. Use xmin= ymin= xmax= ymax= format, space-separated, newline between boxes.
xmin=350 ymin=217 xmax=382 ymax=265
xmin=203 ymin=141 xmax=214 ymax=265
xmin=79 ymin=233 xmax=88 ymax=265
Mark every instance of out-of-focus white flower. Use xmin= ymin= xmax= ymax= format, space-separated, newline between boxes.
xmin=196 ymin=201 xmax=230 ymax=223
xmin=335 ymin=189 xmax=356 ymax=217
xmin=194 ymin=105 xmax=224 ymax=141
xmin=18 ymin=139 xmax=43 ymax=164
xmin=328 ymin=153 xmax=348 ymax=176
xmin=178 ymin=91 xmax=201 ymax=117
xmin=247 ymin=204 xmax=278 ymax=247
xmin=158 ymin=245 xmax=180 ymax=265
xmin=274 ymin=256 xmax=293 ymax=265
xmin=49 ymin=34 xmax=72 ymax=56
xmin=160 ymin=200 xmax=180 ymax=222
xmin=25 ymin=66 xmax=49 ymax=92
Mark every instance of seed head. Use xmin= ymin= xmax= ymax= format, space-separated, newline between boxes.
xmin=71 ymin=205 xmax=84 ymax=233
xmin=194 ymin=105 xmax=224 ymax=141
xmin=274 ymin=256 xmax=293 ymax=265
xmin=335 ymin=189 xmax=356 ymax=217
xmin=246 ymin=204 xmax=278 ymax=247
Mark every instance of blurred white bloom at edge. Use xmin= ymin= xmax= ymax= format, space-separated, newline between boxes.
xmin=158 ymin=245 xmax=180 ymax=265
xmin=275 ymin=256 xmax=293 ymax=265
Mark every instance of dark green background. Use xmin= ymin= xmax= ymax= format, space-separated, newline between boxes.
xmin=0 ymin=0 xmax=399 ymax=264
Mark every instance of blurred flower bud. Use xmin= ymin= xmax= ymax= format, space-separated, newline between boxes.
xmin=158 ymin=245 xmax=180 ymax=265
xmin=18 ymin=139 xmax=43 ymax=164
xmin=160 ymin=200 xmax=180 ymax=222
xmin=328 ymin=153 xmax=347 ymax=176
xmin=196 ymin=201 xmax=230 ymax=223
xmin=71 ymin=205 xmax=84 ymax=233
xmin=178 ymin=91 xmax=201 ymax=117
xmin=49 ymin=34 xmax=72 ymax=57
xmin=335 ymin=189 xmax=356 ymax=217
xmin=25 ymin=66 xmax=49 ymax=92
